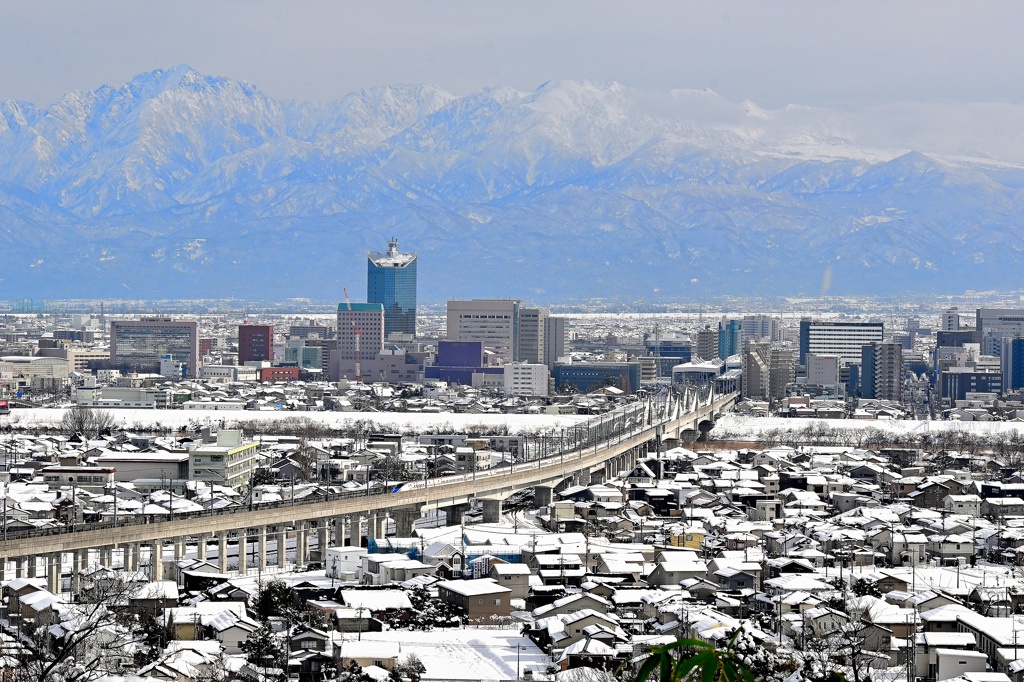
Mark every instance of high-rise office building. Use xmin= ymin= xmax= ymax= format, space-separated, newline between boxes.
xmin=798 ymin=320 xmax=884 ymax=366
xmin=976 ymin=308 xmax=1024 ymax=356
xmin=718 ymin=320 xmax=743 ymax=359
xmin=646 ymin=337 xmax=693 ymax=378
xmin=743 ymin=341 xmax=770 ymax=400
xmin=238 ymin=324 xmax=273 ymax=364
xmin=745 ymin=340 xmax=798 ymax=400
xmin=446 ymin=299 xmax=521 ymax=363
xmin=519 ymin=308 xmax=548 ymax=365
xmin=769 ymin=346 xmax=798 ymax=400
xmin=860 ymin=342 xmax=904 ymax=401
xmin=335 ymin=303 xmax=385 ymax=361
xmin=111 ymin=318 xmax=199 ymax=378
xmin=695 ymin=325 xmax=719 ymax=360
xmin=940 ymin=369 xmax=1003 ymax=402
xmin=1001 ymin=337 xmax=1024 ymax=391
xmin=942 ymin=307 xmax=960 ymax=332
xmin=288 ymin=320 xmax=329 ymax=339
xmin=332 ymin=303 xmax=385 ymax=381
xmin=976 ymin=308 xmax=1024 ymax=335
xmin=742 ymin=315 xmax=780 ymax=342
xmin=367 ymin=238 xmax=417 ymax=337
xmin=544 ymin=316 xmax=571 ymax=368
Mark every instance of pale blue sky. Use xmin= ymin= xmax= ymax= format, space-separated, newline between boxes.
xmin=2 ymin=1 xmax=1022 ymax=108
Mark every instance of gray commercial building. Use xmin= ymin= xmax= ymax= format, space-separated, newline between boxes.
xmin=543 ymin=316 xmax=570 ymax=368
xmin=695 ymin=326 xmax=719 ymax=361
xmin=446 ymin=299 xmax=521 ymax=363
xmin=742 ymin=315 xmax=781 ymax=342
xmin=976 ymin=308 xmax=1024 ymax=356
xmin=519 ymin=308 xmax=548 ymax=365
xmin=110 ymin=318 xmax=200 ymax=378
xmin=860 ymin=342 xmax=904 ymax=401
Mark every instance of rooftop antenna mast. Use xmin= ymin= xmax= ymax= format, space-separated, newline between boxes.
xmin=342 ymin=288 xmax=362 ymax=383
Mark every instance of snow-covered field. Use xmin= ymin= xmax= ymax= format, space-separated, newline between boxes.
xmin=344 ymin=629 xmax=549 ymax=680
xmin=1 ymin=407 xmax=588 ymax=434
xmin=712 ymin=413 xmax=1024 ymax=441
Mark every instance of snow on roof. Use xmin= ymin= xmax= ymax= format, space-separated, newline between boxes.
xmin=338 ymin=590 xmax=413 ymax=611
xmin=337 ymin=639 xmax=401 ymax=660
xmin=437 ymin=578 xmax=511 ymax=597
xmin=341 ymin=630 xmax=545 ymax=681
xmin=135 ymin=580 xmax=180 ymax=601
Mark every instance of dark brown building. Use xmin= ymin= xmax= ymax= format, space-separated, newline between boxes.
xmin=238 ymin=324 xmax=273 ymax=364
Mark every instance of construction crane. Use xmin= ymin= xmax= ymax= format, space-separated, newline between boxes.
xmin=342 ymin=288 xmax=362 ymax=382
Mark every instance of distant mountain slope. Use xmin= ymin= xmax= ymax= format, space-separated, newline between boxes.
xmin=1 ymin=66 xmax=1022 ymax=301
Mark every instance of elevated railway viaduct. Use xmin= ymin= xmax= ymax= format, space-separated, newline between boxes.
xmin=0 ymin=390 xmax=738 ymax=592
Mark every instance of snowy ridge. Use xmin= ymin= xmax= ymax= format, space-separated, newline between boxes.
xmin=2 ymin=67 xmax=1024 ymax=300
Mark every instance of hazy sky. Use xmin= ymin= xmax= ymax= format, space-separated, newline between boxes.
xmin=3 ymin=1 xmax=1023 ymax=109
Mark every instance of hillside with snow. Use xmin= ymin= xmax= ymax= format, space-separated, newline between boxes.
xmin=2 ymin=66 xmax=1023 ymax=301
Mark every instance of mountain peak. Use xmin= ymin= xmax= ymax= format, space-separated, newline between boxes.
xmin=2 ymin=70 xmax=1024 ymax=301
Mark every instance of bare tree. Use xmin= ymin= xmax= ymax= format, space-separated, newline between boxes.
xmin=60 ymin=406 xmax=115 ymax=440
xmin=283 ymin=438 xmax=319 ymax=482
xmin=13 ymin=573 xmax=144 ymax=682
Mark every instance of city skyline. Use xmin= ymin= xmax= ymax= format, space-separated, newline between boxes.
xmin=6 ymin=5 xmax=1024 ymax=682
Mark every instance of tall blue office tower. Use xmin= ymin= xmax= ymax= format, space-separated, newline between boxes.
xmin=718 ymin=320 xmax=742 ymax=359
xmin=367 ymin=238 xmax=417 ymax=337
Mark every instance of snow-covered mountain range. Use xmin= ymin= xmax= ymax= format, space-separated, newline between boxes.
xmin=2 ymin=65 xmax=1023 ymax=302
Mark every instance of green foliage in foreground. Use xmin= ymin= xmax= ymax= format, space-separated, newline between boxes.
xmin=633 ymin=633 xmax=756 ymax=682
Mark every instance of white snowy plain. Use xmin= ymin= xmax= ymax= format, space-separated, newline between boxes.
xmin=340 ymin=629 xmax=549 ymax=680
xmin=1 ymin=407 xmax=589 ymax=434
xmin=712 ymin=413 xmax=1024 ymax=441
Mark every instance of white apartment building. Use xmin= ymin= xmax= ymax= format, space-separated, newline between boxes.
xmin=799 ymin=321 xmax=884 ymax=367
xmin=96 ymin=369 xmax=121 ymax=383
xmin=160 ymin=355 xmax=186 ymax=380
xmin=67 ymin=348 xmax=111 ymax=372
xmin=446 ymin=299 xmax=521 ymax=363
xmin=188 ymin=430 xmax=260 ymax=490
xmin=199 ymin=365 xmax=258 ymax=382
xmin=503 ymin=363 xmax=550 ymax=397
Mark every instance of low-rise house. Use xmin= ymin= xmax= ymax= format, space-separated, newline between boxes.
xmin=533 ymin=593 xmax=612 ymax=620
xmin=436 ymin=578 xmax=512 ymax=623
xmin=335 ymin=640 xmax=400 ymax=671
xmin=338 ymin=589 xmax=414 ymax=620
xmin=489 ymin=562 xmax=531 ymax=599
xmin=289 ymin=626 xmax=330 ymax=653
xmin=647 ymin=558 xmax=708 ymax=586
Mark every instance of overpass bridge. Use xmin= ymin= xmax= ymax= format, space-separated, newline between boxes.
xmin=0 ymin=389 xmax=738 ymax=593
